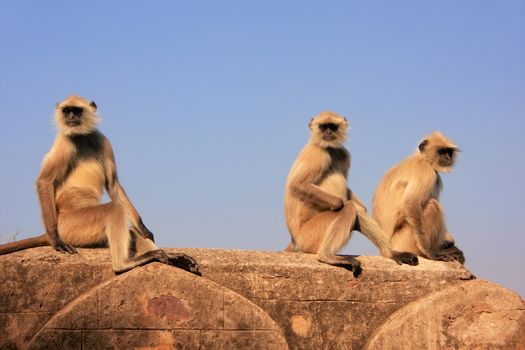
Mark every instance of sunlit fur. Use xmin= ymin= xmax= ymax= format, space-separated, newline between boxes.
xmin=372 ymin=131 xmax=464 ymax=263
xmin=284 ymin=112 xmax=409 ymax=270
xmin=55 ymin=95 xmax=100 ymax=136
xmin=0 ymin=96 xmax=198 ymax=274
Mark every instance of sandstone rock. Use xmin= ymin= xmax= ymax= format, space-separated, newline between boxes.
xmin=364 ymin=280 xmax=525 ymax=350
xmin=0 ymin=247 xmax=522 ymax=349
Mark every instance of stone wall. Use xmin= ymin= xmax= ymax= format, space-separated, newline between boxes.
xmin=0 ymin=248 xmax=523 ymax=349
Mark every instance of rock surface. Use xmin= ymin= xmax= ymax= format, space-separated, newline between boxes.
xmin=0 ymin=247 xmax=523 ymax=349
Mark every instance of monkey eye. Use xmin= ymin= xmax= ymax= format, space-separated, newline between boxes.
xmin=438 ymin=148 xmax=454 ymax=157
xmin=319 ymin=123 xmax=338 ymax=132
xmin=62 ymin=107 xmax=84 ymax=116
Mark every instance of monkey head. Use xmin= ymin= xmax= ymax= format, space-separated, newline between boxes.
xmin=309 ymin=111 xmax=349 ymax=148
xmin=418 ymin=131 xmax=459 ymax=173
xmin=55 ymin=95 xmax=99 ymax=136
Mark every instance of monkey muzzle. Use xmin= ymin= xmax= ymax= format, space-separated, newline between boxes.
xmin=66 ymin=120 xmax=81 ymax=127
xmin=62 ymin=106 xmax=84 ymax=127
xmin=65 ymin=115 xmax=81 ymax=126
xmin=322 ymin=132 xmax=336 ymax=141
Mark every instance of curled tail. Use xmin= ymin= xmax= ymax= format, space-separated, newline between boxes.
xmin=0 ymin=234 xmax=49 ymax=255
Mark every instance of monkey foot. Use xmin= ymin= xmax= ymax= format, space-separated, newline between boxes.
xmin=436 ymin=246 xmax=465 ymax=265
xmin=341 ymin=260 xmax=362 ymax=278
xmin=391 ymin=251 xmax=419 ymax=266
xmin=167 ymin=252 xmax=201 ymax=276
xmin=318 ymin=255 xmax=362 ymax=278
xmin=440 ymin=240 xmax=455 ymax=250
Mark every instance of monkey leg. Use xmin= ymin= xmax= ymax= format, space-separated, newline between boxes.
xmin=57 ymin=203 xmax=113 ymax=247
xmin=129 ymin=229 xmax=200 ymax=275
xmin=421 ymin=199 xmax=447 ymax=252
xmin=391 ymin=225 xmax=419 ymax=254
xmin=356 ymin=207 xmax=418 ymax=265
xmin=129 ymin=228 xmax=159 ymax=255
xmin=440 ymin=231 xmax=456 ymax=250
xmin=58 ymin=203 xmax=170 ymax=274
xmin=419 ymin=199 xmax=463 ymax=263
xmin=296 ymin=202 xmax=361 ymax=276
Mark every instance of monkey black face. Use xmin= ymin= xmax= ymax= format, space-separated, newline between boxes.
xmin=319 ymin=123 xmax=339 ymax=141
xmin=62 ymin=106 xmax=84 ymax=127
xmin=437 ymin=147 xmax=456 ymax=166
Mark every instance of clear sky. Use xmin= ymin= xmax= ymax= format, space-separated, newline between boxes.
xmin=0 ymin=1 xmax=524 ymax=296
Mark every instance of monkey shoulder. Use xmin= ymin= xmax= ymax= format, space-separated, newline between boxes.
xmin=399 ymin=156 xmax=439 ymax=191
xmin=41 ymin=136 xmax=75 ymax=165
xmin=296 ymin=145 xmax=331 ymax=167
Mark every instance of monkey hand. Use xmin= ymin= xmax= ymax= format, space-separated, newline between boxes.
xmin=139 ymin=227 xmax=155 ymax=241
xmin=330 ymin=198 xmax=345 ymax=211
xmin=167 ymin=252 xmax=201 ymax=276
xmin=48 ymin=233 xmax=77 ymax=254
xmin=132 ymin=224 xmax=155 ymax=242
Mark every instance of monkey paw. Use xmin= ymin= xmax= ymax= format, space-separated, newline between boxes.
xmin=445 ymin=246 xmax=465 ymax=265
xmin=346 ymin=259 xmax=362 ymax=278
xmin=318 ymin=255 xmax=362 ymax=277
xmin=335 ymin=258 xmax=362 ymax=278
xmin=435 ymin=246 xmax=465 ymax=265
xmin=167 ymin=253 xmax=201 ymax=276
xmin=51 ymin=239 xmax=78 ymax=254
xmin=391 ymin=251 xmax=419 ymax=266
xmin=440 ymin=240 xmax=455 ymax=250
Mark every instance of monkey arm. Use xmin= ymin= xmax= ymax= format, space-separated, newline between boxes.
xmin=116 ymin=183 xmax=155 ymax=241
xmin=287 ymin=147 xmax=345 ymax=211
xmin=291 ymin=182 xmax=344 ymax=211
xmin=36 ymin=158 xmax=77 ymax=254
xmin=403 ymin=199 xmax=442 ymax=260
xmin=102 ymin=138 xmax=155 ymax=241
xmin=36 ymin=178 xmax=58 ymax=236
xmin=397 ymin=183 xmax=436 ymax=258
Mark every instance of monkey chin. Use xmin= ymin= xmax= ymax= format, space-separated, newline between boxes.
xmin=317 ymin=139 xmax=346 ymax=149
xmin=56 ymin=119 xmax=99 ymax=136
xmin=434 ymin=164 xmax=455 ymax=174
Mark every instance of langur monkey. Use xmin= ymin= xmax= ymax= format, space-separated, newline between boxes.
xmin=284 ymin=112 xmax=418 ymax=275
xmin=372 ymin=131 xmax=465 ymax=264
xmin=0 ymin=96 xmax=199 ymax=274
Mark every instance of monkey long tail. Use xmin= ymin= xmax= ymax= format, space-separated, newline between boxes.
xmin=355 ymin=210 xmax=393 ymax=258
xmin=0 ymin=234 xmax=49 ymax=255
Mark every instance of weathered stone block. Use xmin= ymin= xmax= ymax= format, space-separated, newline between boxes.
xmin=0 ymin=247 xmax=522 ymax=349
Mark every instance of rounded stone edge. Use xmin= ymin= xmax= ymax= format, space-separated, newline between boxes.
xmin=28 ymin=263 xmax=289 ymax=350
xmin=364 ymin=279 xmax=525 ymax=350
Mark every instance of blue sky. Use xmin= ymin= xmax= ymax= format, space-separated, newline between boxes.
xmin=1 ymin=1 xmax=524 ymax=296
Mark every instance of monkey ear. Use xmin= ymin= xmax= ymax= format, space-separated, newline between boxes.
xmin=308 ymin=118 xmax=314 ymax=130
xmin=418 ymin=139 xmax=428 ymax=152
xmin=89 ymin=101 xmax=97 ymax=111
